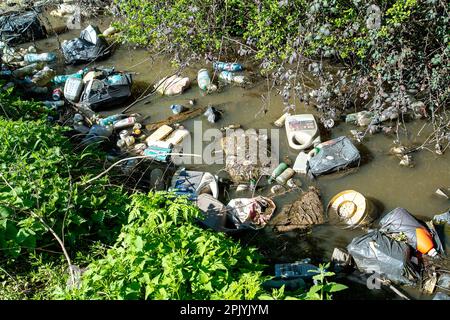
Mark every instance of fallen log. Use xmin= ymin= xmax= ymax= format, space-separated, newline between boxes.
xmin=145 ymin=106 xmax=207 ymax=131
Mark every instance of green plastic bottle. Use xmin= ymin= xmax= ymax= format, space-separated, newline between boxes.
xmin=268 ymin=162 xmax=288 ymax=183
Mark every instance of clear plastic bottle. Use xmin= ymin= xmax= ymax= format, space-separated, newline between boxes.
xmin=218 ymin=71 xmax=246 ymax=84
xmin=31 ymin=67 xmax=56 ymax=86
xmin=24 ymin=52 xmax=57 ymax=64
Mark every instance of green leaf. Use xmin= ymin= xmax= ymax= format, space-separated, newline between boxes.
xmin=0 ymin=206 xmax=13 ymax=218
xmin=328 ymin=283 xmax=348 ymax=292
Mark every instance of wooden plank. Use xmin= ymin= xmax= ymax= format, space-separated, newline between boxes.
xmin=145 ymin=106 xmax=207 ymax=132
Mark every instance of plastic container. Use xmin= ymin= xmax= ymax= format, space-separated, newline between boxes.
xmin=268 ymin=162 xmax=288 ymax=183
xmin=213 ymin=62 xmax=243 ymax=72
xmin=113 ymin=117 xmax=136 ymax=129
xmin=276 ymin=168 xmax=295 ymax=185
xmin=285 ymin=114 xmax=321 ymax=150
xmin=218 ymin=71 xmax=246 ymax=84
xmin=327 ymin=190 xmax=378 ymax=229
xmin=293 ymin=151 xmax=309 ymax=174
xmin=24 ymin=52 xmax=56 ymax=63
xmin=165 ymin=128 xmax=190 ymax=145
xmin=64 ymin=77 xmax=84 ymax=102
xmin=197 ymin=69 xmax=211 ymax=91
xmin=146 ymin=125 xmax=173 ymax=145
xmin=147 ymin=140 xmax=173 ymax=149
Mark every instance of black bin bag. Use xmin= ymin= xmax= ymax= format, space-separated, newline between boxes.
xmin=62 ymin=25 xmax=110 ymax=64
xmin=0 ymin=11 xmax=47 ymax=45
xmin=347 ymin=230 xmax=420 ymax=285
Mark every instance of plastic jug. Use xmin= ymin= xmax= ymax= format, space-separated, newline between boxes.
xmin=285 ymin=114 xmax=321 ymax=150
xmin=64 ymin=77 xmax=84 ymax=102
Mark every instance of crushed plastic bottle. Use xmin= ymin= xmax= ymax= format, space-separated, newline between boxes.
xmin=218 ymin=71 xmax=246 ymax=84
xmin=24 ymin=52 xmax=56 ymax=64
xmin=31 ymin=66 xmax=56 ymax=86
xmin=197 ymin=69 xmax=211 ymax=91
xmin=213 ymin=62 xmax=243 ymax=72
xmin=12 ymin=62 xmax=45 ymax=78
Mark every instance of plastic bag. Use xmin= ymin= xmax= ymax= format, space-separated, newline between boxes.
xmin=347 ymin=230 xmax=419 ymax=285
xmin=61 ymin=25 xmax=110 ymax=64
xmin=379 ymin=208 xmax=438 ymax=256
xmin=0 ymin=11 xmax=46 ymax=45
xmin=204 ymin=106 xmax=221 ymax=123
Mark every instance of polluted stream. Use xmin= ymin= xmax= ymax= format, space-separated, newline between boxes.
xmin=16 ymin=14 xmax=450 ymax=300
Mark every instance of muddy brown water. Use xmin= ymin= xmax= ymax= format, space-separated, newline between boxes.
xmin=18 ymin=14 xmax=450 ymax=300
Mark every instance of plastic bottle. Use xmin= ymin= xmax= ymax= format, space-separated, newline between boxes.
xmin=218 ymin=71 xmax=246 ymax=84
xmin=170 ymin=104 xmax=185 ymax=115
xmin=268 ymin=162 xmax=288 ymax=183
xmin=197 ymin=69 xmax=211 ymax=90
xmin=43 ymin=100 xmax=65 ymax=109
xmin=52 ymin=68 xmax=86 ymax=85
xmin=113 ymin=117 xmax=136 ymax=129
xmin=98 ymin=114 xmax=125 ymax=126
xmin=12 ymin=62 xmax=45 ymax=78
xmin=31 ymin=67 xmax=56 ymax=86
xmin=82 ymin=125 xmax=113 ymax=145
xmin=276 ymin=168 xmax=296 ymax=185
xmin=213 ymin=62 xmax=243 ymax=72
xmin=24 ymin=52 xmax=57 ymax=64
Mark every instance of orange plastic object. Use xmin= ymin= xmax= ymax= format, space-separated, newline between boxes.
xmin=416 ymin=228 xmax=434 ymax=254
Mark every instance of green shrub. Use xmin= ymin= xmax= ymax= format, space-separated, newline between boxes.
xmin=63 ymin=192 xmax=267 ymax=300
xmin=0 ymin=117 xmax=128 ymax=260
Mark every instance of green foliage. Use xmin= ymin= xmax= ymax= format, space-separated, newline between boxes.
xmin=114 ymin=0 xmax=449 ymax=120
xmin=0 ymin=117 xmax=128 ymax=260
xmin=63 ymin=192 xmax=267 ymax=300
xmin=0 ymin=88 xmax=49 ymax=120
xmin=258 ymin=263 xmax=347 ymax=300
